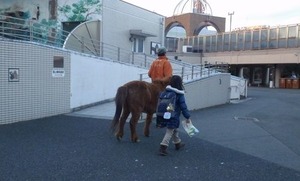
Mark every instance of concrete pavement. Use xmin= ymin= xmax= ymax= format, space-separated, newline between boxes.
xmin=1 ymin=87 xmax=300 ymax=180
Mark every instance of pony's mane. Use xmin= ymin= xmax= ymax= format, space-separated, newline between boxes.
xmin=152 ymin=78 xmax=170 ymax=86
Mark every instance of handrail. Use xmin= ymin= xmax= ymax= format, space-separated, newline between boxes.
xmin=0 ymin=15 xmax=228 ymax=81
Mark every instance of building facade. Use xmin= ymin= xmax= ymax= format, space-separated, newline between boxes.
xmin=0 ymin=0 xmax=166 ymax=124
xmin=167 ymin=22 xmax=300 ymax=88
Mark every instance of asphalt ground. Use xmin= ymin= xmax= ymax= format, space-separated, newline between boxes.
xmin=1 ymin=87 xmax=300 ymax=180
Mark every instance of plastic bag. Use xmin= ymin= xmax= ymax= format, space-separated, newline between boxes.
xmin=182 ymin=120 xmax=199 ymax=137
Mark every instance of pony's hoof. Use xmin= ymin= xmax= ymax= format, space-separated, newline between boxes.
xmin=144 ymin=131 xmax=150 ymax=137
xmin=116 ymin=135 xmax=122 ymax=141
xmin=132 ymin=138 xmax=140 ymax=143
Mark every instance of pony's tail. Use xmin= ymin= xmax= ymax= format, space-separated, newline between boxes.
xmin=111 ymin=86 xmax=127 ymax=132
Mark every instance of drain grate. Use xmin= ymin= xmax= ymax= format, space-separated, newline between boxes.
xmin=234 ymin=116 xmax=259 ymax=122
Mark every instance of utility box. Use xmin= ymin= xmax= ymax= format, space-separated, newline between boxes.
xmin=182 ymin=45 xmax=193 ymax=53
xmin=286 ymin=79 xmax=292 ymax=88
xmin=292 ymin=79 xmax=299 ymax=89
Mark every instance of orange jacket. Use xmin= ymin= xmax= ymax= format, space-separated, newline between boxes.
xmin=148 ymin=56 xmax=173 ymax=82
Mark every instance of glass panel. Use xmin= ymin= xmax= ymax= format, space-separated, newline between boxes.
xmin=278 ymin=27 xmax=286 ymax=48
xmin=288 ymin=39 xmax=297 ymax=48
xmin=245 ymin=31 xmax=251 ymax=41
xmin=278 ymin=39 xmax=286 ymax=48
xmin=244 ymin=31 xmax=251 ymax=50
xmin=199 ymin=37 xmax=203 ymax=45
xmin=165 ymin=37 xmax=177 ymax=52
xmin=188 ymin=37 xmax=193 ymax=46
xmin=223 ymin=34 xmax=230 ymax=51
xmin=288 ymin=26 xmax=296 ymax=37
xmin=183 ymin=38 xmax=188 ymax=45
xmin=217 ymin=34 xmax=223 ymax=51
xmin=261 ymin=30 xmax=268 ymax=40
xmin=194 ymin=37 xmax=199 ymax=47
xmin=133 ymin=38 xmax=138 ymax=52
xmin=261 ymin=40 xmax=268 ymax=49
xmin=269 ymin=40 xmax=277 ymax=48
xmin=253 ymin=42 xmax=259 ymax=49
xmin=260 ymin=30 xmax=268 ymax=49
xmin=269 ymin=28 xmax=277 ymax=39
xmin=244 ymin=42 xmax=251 ymax=50
xmin=252 ymin=31 xmax=259 ymax=49
xmin=138 ymin=38 xmax=144 ymax=52
xmin=191 ymin=37 xmax=201 ymax=53
xmin=279 ymin=27 xmax=286 ymax=39
xmin=253 ymin=31 xmax=259 ymax=41
xmin=205 ymin=36 xmax=211 ymax=52
xmin=287 ymin=26 xmax=297 ymax=47
xmin=198 ymin=37 xmax=203 ymax=51
xmin=237 ymin=33 xmax=244 ymax=50
xmin=211 ymin=36 xmax=217 ymax=52
xmin=230 ymin=33 xmax=237 ymax=51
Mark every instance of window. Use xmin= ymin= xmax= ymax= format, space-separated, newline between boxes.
xmin=132 ymin=37 xmax=144 ymax=53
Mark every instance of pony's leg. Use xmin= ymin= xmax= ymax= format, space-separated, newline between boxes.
xmin=129 ymin=113 xmax=141 ymax=142
xmin=144 ymin=114 xmax=153 ymax=137
xmin=116 ymin=110 xmax=130 ymax=141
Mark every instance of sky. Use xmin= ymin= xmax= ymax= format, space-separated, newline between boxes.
xmin=123 ymin=0 xmax=300 ymax=32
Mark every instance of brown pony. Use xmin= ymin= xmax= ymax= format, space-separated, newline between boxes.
xmin=111 ymin=79 xmax=170 ymax=142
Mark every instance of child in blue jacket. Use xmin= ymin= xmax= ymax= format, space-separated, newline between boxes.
xmin=159 ymin=75 xmax=191 ymax=156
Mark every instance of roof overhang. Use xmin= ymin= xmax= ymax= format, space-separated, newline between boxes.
xmin=129 ymin=29 xmax=156 ymax=37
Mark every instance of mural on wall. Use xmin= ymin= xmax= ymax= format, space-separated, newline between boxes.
xmin=0 ymin=0 xmax=101 ymax=45
xmin=0 ymin=0 xmax=54 ymax=22
xmin=0 ymin=0 xmax=60 ymax=43
xmin=58 ymin=0 xmax=101 ymax=22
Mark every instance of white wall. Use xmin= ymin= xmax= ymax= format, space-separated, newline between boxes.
xmin=185 ymin=74 xmax=231 ymax=110
xmin=0 ymin=40 xmax=71 ymax=124
xmin=70 ymin=52 xmax=235 ymax=111
xmin=70 ymin=53 xmax=149 ymax=109
xmin=102 ymin=0 xmax=164 ymax=53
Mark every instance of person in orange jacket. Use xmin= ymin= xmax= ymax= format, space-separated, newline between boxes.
xmin=148 ymin=47 xmax=173 ymax=82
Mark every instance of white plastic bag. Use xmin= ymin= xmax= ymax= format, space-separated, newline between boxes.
xmin=182 ymin=120 xmax=199 ymax=137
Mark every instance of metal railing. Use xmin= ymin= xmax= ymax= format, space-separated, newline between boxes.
xmin=0 ymin=15 xmax=228 ymax=81
xmin=172 ymin=24 xmax=300 ymax=53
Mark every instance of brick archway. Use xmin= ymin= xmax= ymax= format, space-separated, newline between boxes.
xmin=165 ymin=13 xmax=226 ymax=37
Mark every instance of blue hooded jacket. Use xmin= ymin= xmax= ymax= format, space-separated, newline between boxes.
xmin=158 ymin=85 xmax=191 ymax=129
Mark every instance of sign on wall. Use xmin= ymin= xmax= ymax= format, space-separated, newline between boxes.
xmin=8 ymin=68 xmax=19 ymax=82
xmin=52 ymin=68 xmax=65 ymax=77
xmin=151 ymin=42 xmax=161 ymax=55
